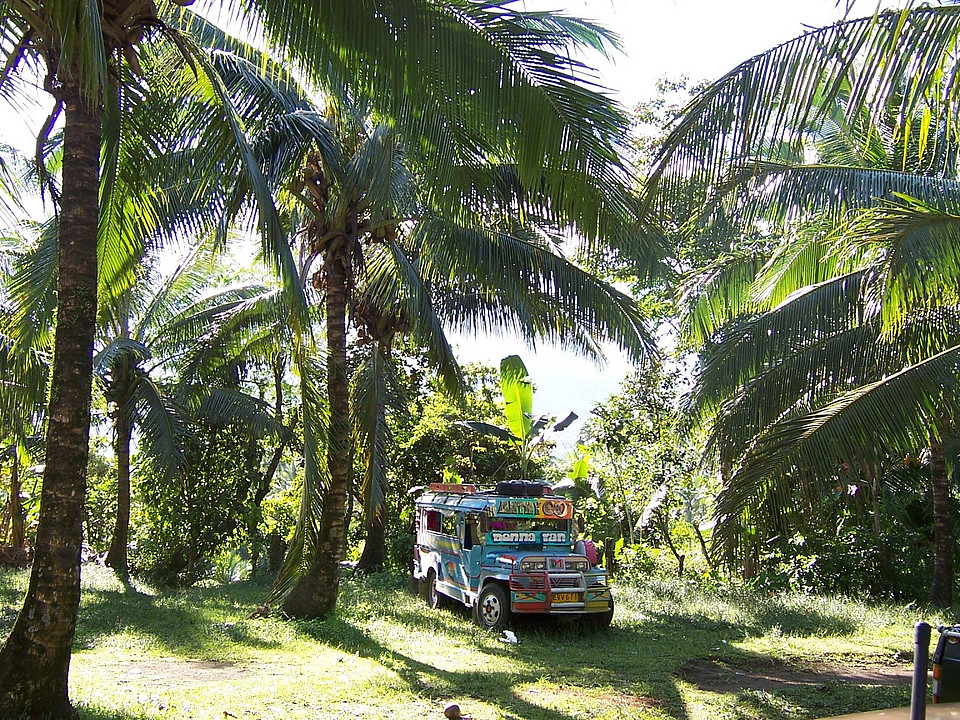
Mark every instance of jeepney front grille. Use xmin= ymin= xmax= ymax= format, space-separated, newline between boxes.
xmin=511 ymin=574 xmax=547 ymax=591
xmin=510 ymin=573 xmax=583 ymax=591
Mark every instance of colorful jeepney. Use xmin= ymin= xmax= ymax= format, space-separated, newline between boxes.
xmin=412 ymin=480 xmax=613 ymax=631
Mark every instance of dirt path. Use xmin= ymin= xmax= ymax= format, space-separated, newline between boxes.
xmin=80 ymin=654 xmax=914 ymax=696
xmin=679 ymin=657 xmax=913 ymax=694
xmin=77 ymin=658 xmax=251 ymax=688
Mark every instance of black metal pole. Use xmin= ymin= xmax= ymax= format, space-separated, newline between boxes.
xmin=912 ymin=622 xmax=931 ymax=720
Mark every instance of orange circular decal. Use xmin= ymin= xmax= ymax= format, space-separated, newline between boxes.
xmin=538 ymin=498 xmax=573 ymax=519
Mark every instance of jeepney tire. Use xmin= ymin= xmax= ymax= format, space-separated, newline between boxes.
xmin=424 ymin=568 xmax=443 ymax=610
xmin=584 ymin=596 xmax=614 ymax=631
xmin=474 ymin=583 xmax=512 ymax=632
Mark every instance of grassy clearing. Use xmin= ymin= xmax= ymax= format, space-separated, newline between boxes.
xmin=0 ymin=565 xmax=945 ymax=720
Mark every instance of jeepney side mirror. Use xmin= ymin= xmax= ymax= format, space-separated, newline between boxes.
xmin=576 ymin=515 xmax=585 ymax=534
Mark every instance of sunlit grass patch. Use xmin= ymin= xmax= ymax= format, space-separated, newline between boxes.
xmin=0 ymin=565 xmax=929 ymax=719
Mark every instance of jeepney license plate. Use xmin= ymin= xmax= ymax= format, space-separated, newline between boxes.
xmin=553 ymin=592 xmax=581 ymax=603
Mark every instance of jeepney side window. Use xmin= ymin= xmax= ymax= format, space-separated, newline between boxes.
xmin=462 ymin=515 xmax=480 ymax=549
xmin=425 ymin=510 xmax=441 ymax=533
xmin=440 ymin=512 xmax=457 ymax=536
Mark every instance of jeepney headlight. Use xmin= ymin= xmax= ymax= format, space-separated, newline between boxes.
xmin=568 ymin=559 xmax=589 ymax=571
xmin=520 ymin=558 xmax=546 ymax=572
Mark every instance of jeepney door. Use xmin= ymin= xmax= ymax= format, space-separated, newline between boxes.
xmin=462 ymin=514 xmax=482 ymax=578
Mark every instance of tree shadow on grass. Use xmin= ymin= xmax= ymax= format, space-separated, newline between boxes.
xmin=3 ymin=567 xmax=285 ymax=659
xmin=752 ymin=603 xmax=859 ymax=637
xmin=296 ymin=609 xmax=690 ymax=720
xmin=77 ymin=705 xmax=154 ymax=720
xmin=674 ymin=644 xmax=912 ymax=720
xmin=362 ymin=581 xmax=894 ymax=719
xmin=74 ymin=586 xmax=283 ymax=657
xmin=639 ymin=601 xmax=857 ymax=643
xmin=296 ymin=615 xmax=600 ymax=720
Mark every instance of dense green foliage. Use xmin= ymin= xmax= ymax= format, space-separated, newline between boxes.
xmin=131 ymin=420 xmax=265 ymax=585
xmin=633 ymin=5 xmax=960 ymax=605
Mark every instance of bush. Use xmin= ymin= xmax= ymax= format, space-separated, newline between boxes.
xmin=130 ymin=420 xmax=266 ymax=585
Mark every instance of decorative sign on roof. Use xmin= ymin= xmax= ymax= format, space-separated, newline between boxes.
xmin=494 ymin=497 xmax=573 ymax=520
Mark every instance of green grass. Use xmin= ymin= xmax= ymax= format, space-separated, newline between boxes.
xmin=0 ymin=565 xmax=944 ymax=719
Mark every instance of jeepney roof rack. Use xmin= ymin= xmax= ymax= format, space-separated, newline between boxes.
xmin=420 ymin=480 xmax=561 ymax=499
xmin=427 ymin=482 xmax=479 ymax=494
xmin=424 ymin=480 xmax=554 ymax=496
xmin=493 ymin=480 xmax=552 ymax=497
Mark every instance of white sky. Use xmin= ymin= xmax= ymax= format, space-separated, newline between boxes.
xmin=457 ymin=0 xmax=885 ymax=456
xmin=530 ymin=0 xmax=881 ymax=106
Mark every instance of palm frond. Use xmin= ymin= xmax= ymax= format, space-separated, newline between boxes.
xmin=152 ymin=25 xmax=310 ymax=336
xmin=7 ymin=218 xmax=57 ymax=355
xmin=362 ymin=241 xmax=464 ymax=399
xmin=192 ymin=387 xmax=281 ymax=438
xmin=413 ymin=216 xmax=655 ymax=362
xmin=132 ymin=375 xmax=191 ymax=481
xmin=698 ymin=321 xmax=897 ymax=467
xmin=92 ymin=336 xmax=149 ymax=377
xmin=844 ymin=198 xmax=960 ymax=331
xmin=0 ymin=329 xmax=49 ymax=436
xmin=714 ymin=342 xmax=960 ymax=558
xmin=708 ymin=161 xmax=960 ymax=232
xmin=646 ymin=6 xmax=960 ymax=221
xmin=232 ymin=0 xmax=637 ymax=249
xmin=680 ymin=252 xmax=769 ymax=347
xmin=688 ymin=271 xmax=869 ymax=414
xmin=267 ymin=346 xmax=329 ymax=605
xmin=351 ymin=345 xmax=402 ymax=520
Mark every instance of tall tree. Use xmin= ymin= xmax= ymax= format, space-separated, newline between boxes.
xmin=276 ymin=116 xmax=655 ymax=615
xmin=646 ymin=5 xmax=960 ymax=601
xmin=0 ymin=1 xmax=106 ymax=705
xmin=95 ymin=253 xmax=284 ymax=576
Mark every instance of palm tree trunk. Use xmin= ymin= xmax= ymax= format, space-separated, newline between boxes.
xmin=250 ymin=355 xmax=290 ymax=577
xmin=106 ymin=309 xmax=132 ymax=575
xmin=105 ymin=408 xmax=132 ymax=575
xmin=0 ymin=80 xmax=101 ymax=719
xmin=357 ymin=345 xmax=388 ymax=573
xmin=357 ymin=508 xmax=385 ymax=572
xmin=929 ymin=434 xmax=954 ymax=607
xmin=282 ymin=239 xmax=353 ymax=618
xmin=250 ymin=430 xmax=291 ymax=577
xmin=10 ymin=452 xmax=24 ymax=552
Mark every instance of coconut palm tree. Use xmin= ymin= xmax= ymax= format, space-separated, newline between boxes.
xmin=646 ymin=4 xmax=960 ymax=602
xmin=7 ymin=218 xmax=290 ymax=576
xmin=0 ymin=2 xmax=305 ymax=709
xmin=0 ymin=232 xmax=49 ymax=566
xmin=98 ymin=255 xmax=290 ymax=576
xmin=273 ymin=116 xmax=655 ymax=617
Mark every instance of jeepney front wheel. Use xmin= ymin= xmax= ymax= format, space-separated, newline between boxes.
xmin=583 ymin=596 xmax=614 ymax=631
xmin=474 ymin=583 xmax=511 ymax=631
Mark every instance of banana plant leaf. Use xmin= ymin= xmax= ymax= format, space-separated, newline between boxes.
xmin=459 ymin=420 xmax=520 ymax=443
xmin=500 ymin=354 xmax=533 ymax=446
